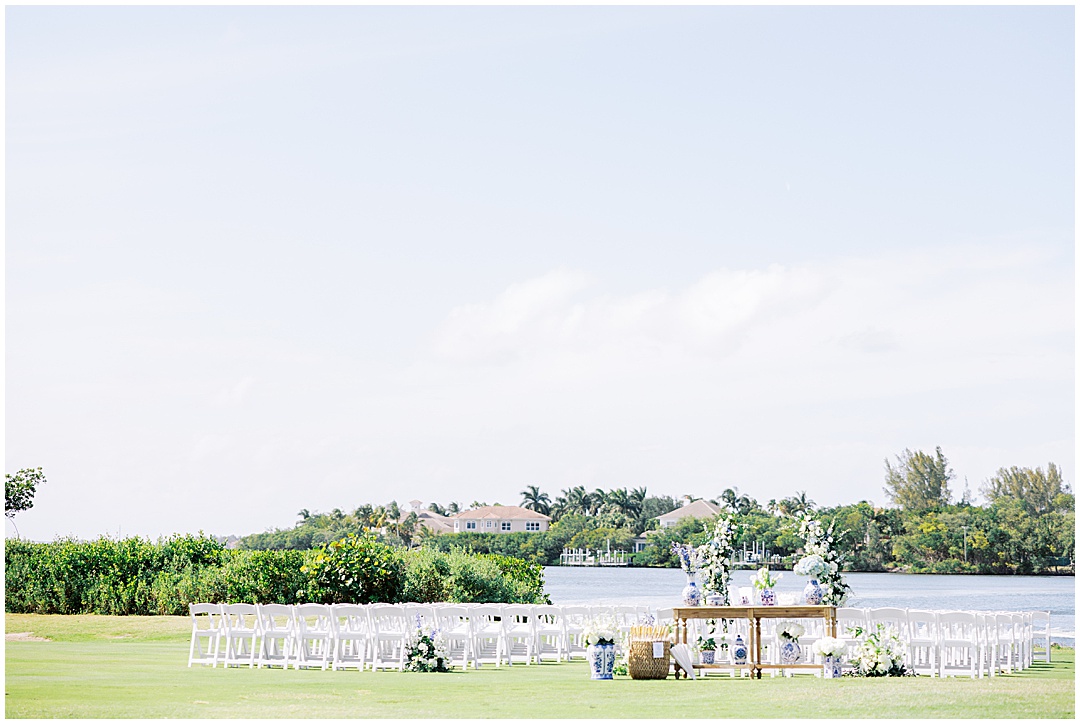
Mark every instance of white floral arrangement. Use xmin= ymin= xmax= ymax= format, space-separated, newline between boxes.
xmin=752 ymin=566 xmax=782 ymax=590
xmin=793 ymin=553 xmax=826 ymax=578
xmin=695 ymin=515 xmax=739 ymax=605
xmin=583 ymin=615 xmax=618 ymax=646
xmin=404 ymin=624 xmax=449 ymax=672
xmin=775 ymin=621 xmax=805 ymax=641
xmin=812 ymin=636 xmax=847 ymax=658
xmin=796 ymin=514 xmax=850 ymax=606
xmin=846 ymin=623 xmax=912 ymax=677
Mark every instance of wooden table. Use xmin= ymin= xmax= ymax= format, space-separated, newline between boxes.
xmin=671 ymin=605 xmax=838 ymax=679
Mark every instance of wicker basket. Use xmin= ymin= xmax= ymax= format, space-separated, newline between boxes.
xmin=628 ymin=640 xmax=671 ymax=680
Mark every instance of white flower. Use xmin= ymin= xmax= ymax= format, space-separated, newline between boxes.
xmin=794 ymin=554 xmax=826 ymax=577
xmin=812 ymin=636 xmax=846 ymax=657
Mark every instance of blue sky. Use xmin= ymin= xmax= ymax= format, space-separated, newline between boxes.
xmin=6 ymin=6 xmax=1074 ymax=540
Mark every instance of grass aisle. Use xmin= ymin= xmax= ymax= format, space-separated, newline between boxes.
xmin=5 ymin=614 xmax=1075 ymax=719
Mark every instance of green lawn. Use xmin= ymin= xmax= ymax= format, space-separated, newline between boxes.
xmin=5 ymin=614 xmax=1075 ymax=718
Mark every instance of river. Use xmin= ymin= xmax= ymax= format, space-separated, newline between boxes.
xmin=542 ymin=567 xmax=1075 ymax=644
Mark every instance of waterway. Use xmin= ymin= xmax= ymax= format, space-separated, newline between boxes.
xmin=542 ymin=567 xmax=1075 ymax=644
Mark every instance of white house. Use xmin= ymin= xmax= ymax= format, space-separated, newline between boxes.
xmin=655 ymin=499 xmax=722 ymax=528
xmin=451 ymin=505 xmax=551 ymax=534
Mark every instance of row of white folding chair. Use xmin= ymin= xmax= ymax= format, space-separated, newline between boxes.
xmin=190 ymin=602 xmax=656 ymax=671
xmin=842 ymin=607 xmax=1043 ymax=678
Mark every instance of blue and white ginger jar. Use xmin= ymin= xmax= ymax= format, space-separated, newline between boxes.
xmin=803 ymin=579 xmax=824 ymax=605
xmin=587 ymin=643 xmax=616 ymax=680
xmin=732 ymin=635 xmax=748 ymax=666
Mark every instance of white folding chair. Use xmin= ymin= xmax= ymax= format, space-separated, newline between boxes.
xmin=561 ymin=605 xmax=590 ymax=661
xmin=292 ymin=603 xmax=334 ymax=670
xmin=502 ymin=604 xmax=537 ymax=665
xmin=188 ymin=603 xmax=224 ymax=667
xmin=434 ymin=605 xmax=473 ymax=670
xmin=906 ymin=609 xmax=938 ymax=677
xmin=256 ymin=603 xmax=294 ymax=669
xmin=531 ymin=605 xmax=566 ymax=663
xmin=470 ymin=604 xmax=510 ymax=668
xmin=369 ymin=605 xmax=410 ymax=671
xmin=1031 ymin=611 xmax=1051 ymax=663
xmin=938 ymin=611 xmax=982 ymax=679
xmin=330 ymin=604 xmax=370 ymax=671
xmin=221 ymin=603 xmax=259 ymax=668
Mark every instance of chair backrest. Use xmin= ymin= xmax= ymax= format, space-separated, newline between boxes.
xmin=531 ymin=605 xmax=562 ymax=629
xmin=331 ymin=603 xmax=369 ymax=634
xmin=189 ymin=602 xmax=223 ymax=630
xmin=294 ymin=603 xmax=332 ymax=634
xmin=906 ymin=609 xmax=938 ymax=640
xmin=938 ymin=611 xmax=978 ymax=641
xmin=434 ymin=605 xmax=471 ymax=634
xmin=222 ymin=603 xmax=258 ymax=632
xmin=561 ymin=605 xmax=590 ymax=628
xmin=256 ymin=603 xmax=293 ymax=633
xmin=501 ymin=604 xmax=534 ymax=626
xmin=469 ymin=604 xmax=507 ymax=633
xmin=370 ymin=605 xmax=409 ymax=635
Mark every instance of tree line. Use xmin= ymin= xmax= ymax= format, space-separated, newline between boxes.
xmin=233 ymin=449 xmax=1073 ymax=575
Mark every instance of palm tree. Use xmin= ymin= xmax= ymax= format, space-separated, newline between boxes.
xmin=564 ymin=486 xmax=590 ymax=516
xmin=720 ymin=488 xmax=738 ymax=511
xmin=428 ymin=502 xmax=447 ymax=516
xmin=588 ymin=488 xmax=607 ymax=516
xmin=520 ymin=485 xmax=551 ymax=515
xmin=297 ymin=508 xmax=311 ymax=523
xmin=447 ymin=501 xmax=461 ymax=514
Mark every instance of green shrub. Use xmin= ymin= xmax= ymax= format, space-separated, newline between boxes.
xmin=401 ymin=548 xmax=451 ymax=602
xmin=300 ymin=533 xmax=405 ymax=604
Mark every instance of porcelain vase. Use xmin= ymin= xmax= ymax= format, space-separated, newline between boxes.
xmin=779 ymin=638 xmax=802 ymax=665
xmin=701 ymin=649 xmax=715 ymax=665
xmin=823 ymin=655 xmax=842 ymax=678
xmin=682 ymin=578 xmax=702 ymax=607
xmin=758 ymin=587 xmax=776 ymax=606
xmin=803 ymin=579 xmax=824 ymax=605
xmin=732 ymin=635 xmax=748 ymax=666
xmin=587 ymin=643 xmax=615 ymax=680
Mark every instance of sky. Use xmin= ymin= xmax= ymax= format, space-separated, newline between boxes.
xmin=5 ymin=5 xmax=1074 ymax=541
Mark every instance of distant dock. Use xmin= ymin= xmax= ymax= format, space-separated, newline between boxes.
xmin=560 ymin=547 xmax=630 ymax=566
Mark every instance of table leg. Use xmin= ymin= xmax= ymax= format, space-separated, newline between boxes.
xmin=754 ymin=616 xmax=762 ymax=679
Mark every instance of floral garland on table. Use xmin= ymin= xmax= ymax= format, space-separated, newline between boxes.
xmin=695 ymin=515 xmax=739 ymax=605
xmin=795 ymin=514 xmax=850 ymax=606
xmin=404 ymin=624 xmax=449 ymax=672
xmin=845 ymin=623 xmax=913 ymax=677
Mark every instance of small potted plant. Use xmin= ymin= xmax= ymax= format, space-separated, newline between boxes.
xmin=698 ymin=636 xmax=717 ymax=665
xmin=752 ymin=566 xmax=782 ymax=606
xmin=812 ymin=636 xmax=847 ymax=678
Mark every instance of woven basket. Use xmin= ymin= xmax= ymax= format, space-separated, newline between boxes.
xmin=628 ymin=640 xmax=670 ymax=680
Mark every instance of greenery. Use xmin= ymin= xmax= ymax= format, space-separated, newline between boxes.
xmin=214 ymin=448 xmax=1076 ymax=576
xmin=5 ymin=614 xmax=1075 ymax=719
xmin=5 ymin=467 xmax=46 ymax=536
xmin=5 ymin=533 xmax=547 ymax=615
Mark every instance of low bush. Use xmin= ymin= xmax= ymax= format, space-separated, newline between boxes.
xmin=5 ymin=533 xmax=548 ymax=614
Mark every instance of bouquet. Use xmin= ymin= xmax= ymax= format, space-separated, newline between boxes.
xmin=846 ymin=623 xmax=912 ymax=677
xmin=752 ymin=566 xmax=781 ymax=590
xmin=583 ymin=615 xmax=618 ymax=646
xmin=776 ymin=622 xmax=805 ymax=641
xmin=670 ymin=542 xmax=698 ymax=574
xmin=404 ymin=624 xmax=449 ymax=672
xmin=812 ymin=636 xmax=847 ymax=658
xmin=793 ymin=553 xmax=826 ymax=578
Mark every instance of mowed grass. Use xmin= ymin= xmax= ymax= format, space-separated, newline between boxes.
xmin=5 ymin=614 xmax=1075 ymax=719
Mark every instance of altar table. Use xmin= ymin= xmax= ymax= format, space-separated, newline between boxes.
xmin=671 ymin=605 xmax=838 ymax=679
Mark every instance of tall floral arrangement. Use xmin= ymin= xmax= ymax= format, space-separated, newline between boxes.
xmin=695 ymin=515 xmax=738 ymax=604
xmin=670 ymin=542 xmax=698 ymax=575
xmin=796 ymin=514 xmax=850 ymax=606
